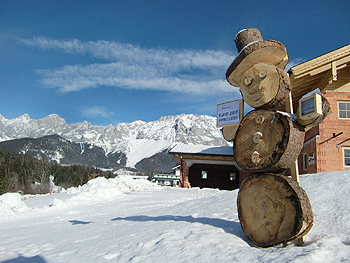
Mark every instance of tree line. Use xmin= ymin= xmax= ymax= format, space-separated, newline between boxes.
xmin=0 ymin=148 xmax=114 ymax=195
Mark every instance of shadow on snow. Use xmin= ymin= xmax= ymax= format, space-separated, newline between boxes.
xmin=111 ymin=215 xmax=246 ymax=239
xmin=2 ymin=254 xmax=47 ymax=263
xmin=68 ymin=220 xmax=92 ymax=225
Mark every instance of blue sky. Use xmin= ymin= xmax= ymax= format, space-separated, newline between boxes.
xmin=1 ymin=0 xmax=349 ymax=126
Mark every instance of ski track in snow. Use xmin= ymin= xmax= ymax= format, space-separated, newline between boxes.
xmin=0 ymin=172 xmax=350 ymax=262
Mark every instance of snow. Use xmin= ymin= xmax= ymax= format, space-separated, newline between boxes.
xmin=169 ymin=143 xmax=233 ymax=156
xmin=125 ymin=139 xmax=173 ymax=168
xmin=1 ymin=171 xmax=350 ymax=262
xmin=50 ymin=150 xmax=64 ymax=164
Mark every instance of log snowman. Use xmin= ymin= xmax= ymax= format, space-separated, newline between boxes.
xmin=224 ymin=28 xmax=323 ymax=247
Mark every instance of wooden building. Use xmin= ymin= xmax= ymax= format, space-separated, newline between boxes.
xmin=168 ymin=144 xmax=241 ymax=190
xmin=288 ymin=44 xmax=350 ymax=174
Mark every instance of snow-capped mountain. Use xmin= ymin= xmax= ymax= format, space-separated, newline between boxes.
xmin=0 ymin=113 xmax=229 ymax=170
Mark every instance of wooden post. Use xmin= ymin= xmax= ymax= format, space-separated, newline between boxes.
xmin=286 ymin=91 xmax=304 ymax=245
xmin=286 ymin=92 xmax=300 ymax=183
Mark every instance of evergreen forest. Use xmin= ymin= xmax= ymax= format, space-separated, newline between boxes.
xmin=0 ymin=148 xmax=114 ymax=195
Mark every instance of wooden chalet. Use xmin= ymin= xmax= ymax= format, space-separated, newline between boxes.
xmin=288 ymin=44 xmax=350 ymax=173
xmin=168 ymin=144 xmax=241 ymax=190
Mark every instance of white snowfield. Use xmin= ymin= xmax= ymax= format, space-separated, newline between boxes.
xmin=1 ymin=171 xmax=350 ymax=262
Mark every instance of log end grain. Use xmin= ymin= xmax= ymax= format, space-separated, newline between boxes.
xmin=237 ymin=173 xmax=313 ymax=247
xmin=234 ymin=110 xmax=305 ymax=172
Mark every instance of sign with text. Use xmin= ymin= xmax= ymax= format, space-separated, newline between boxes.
xmin=217 ymin=99 xmax=243 ymax=127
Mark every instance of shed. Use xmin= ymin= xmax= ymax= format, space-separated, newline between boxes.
xmin=168 ymin=144 xmax=241 ymax=190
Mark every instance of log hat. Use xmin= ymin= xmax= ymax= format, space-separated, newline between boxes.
xmin=226 ymin=28 xmax=289 ymax=87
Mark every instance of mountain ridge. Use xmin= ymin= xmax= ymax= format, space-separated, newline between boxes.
xmin=0 ymin=113 xmax=229 ymax=172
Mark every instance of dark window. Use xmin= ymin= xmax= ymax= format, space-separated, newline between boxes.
xmin=303 ymin=153 xmax=308 ymax=171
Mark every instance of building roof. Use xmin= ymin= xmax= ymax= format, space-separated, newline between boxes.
xmin=168 ymin=143 xmax=234 ymax=156
xmin=288 ymin=43 xmax=350 ymax=111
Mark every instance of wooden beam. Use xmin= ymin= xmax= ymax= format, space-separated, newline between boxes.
xmin=290 ymin=44 xmax=350 ymax=77
xmin=316 ymin=69 xmax=332 ymax=92
xmin=286 ymin=91 xmax=303 ymax=246
xmin=292 ymin=55 xmax=350 ymax=79
xmin=286 ymin=92 xmax=300 ymax=184
xmin=332 ymin=61 xmax=338 ymax=81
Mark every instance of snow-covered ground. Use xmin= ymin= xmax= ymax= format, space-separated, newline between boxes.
xmin=1 ymin=171 xmax=350 ymax=262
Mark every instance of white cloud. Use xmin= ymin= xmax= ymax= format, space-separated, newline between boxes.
xmin=80 ymin=105 xmax=114 ymax=119
xmin=21 ymin=37 xmax=237 ymax=94
xmin=285 ymin=58 xmax=305 ymax=71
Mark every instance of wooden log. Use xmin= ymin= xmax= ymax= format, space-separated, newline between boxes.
xmin=233 ymin=110 xmax=305 ymax=173
xmin=237 ymin=173 xmax=313 ymax=247
xmin=226 ymin=34 xmax=289 ymax=87
xmin=297 ymin=95 xmax=332 ymax=129
xmin=234 ymin=28 xmax=263 ymax=52
xmin=221 ymin=125 xmax=239 ymax=142
xmin=239 ymin=63 xmax=292 ymax=110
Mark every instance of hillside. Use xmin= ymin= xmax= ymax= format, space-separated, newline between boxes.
xmin=0 ymin=134 xmax=127 ymax=169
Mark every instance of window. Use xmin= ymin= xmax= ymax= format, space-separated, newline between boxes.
xmin=343 ymin=148 xmax=350 ymax=167
xmin=302 ymin=153 xmax=307 ymax=171
xmin=201 ymin=171 xmax=207 ymax=179
xmin=338 ymin=102 xmax=350 ymax=119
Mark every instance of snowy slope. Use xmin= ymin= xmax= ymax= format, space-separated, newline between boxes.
xmin=1 ymin=171 xmax=350 ymax=262
xmin=0 ymin=113 xmax=228 ymax=168
xmin=124 ymin=139 xmax=172 ymax=167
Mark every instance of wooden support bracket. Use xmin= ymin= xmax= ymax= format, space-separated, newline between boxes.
xmin=331 ymin=61 xmax=338 ymax=81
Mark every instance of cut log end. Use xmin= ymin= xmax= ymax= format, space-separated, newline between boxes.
xmin=237 ymin=173 xmax=313 ymax=247
xmin=221 ymin=125 xmax=239 ymax=142
xmin=239 ymin=63 xmax=291 ymax=110
xmin=233 ymin=110 xmax=305 ymax=172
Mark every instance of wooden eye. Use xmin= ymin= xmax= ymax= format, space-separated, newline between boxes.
xmin=258 ymin=70 xmax=267 ymax=79
xmin=244 ymin=76 xmax=253 ymax=86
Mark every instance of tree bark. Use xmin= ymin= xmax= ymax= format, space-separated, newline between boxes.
xmin=237 ymin=173 xmax=313 ymax=247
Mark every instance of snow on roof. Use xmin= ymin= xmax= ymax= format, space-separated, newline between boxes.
xmin=168 ymin=143 xmax=233 ymax=156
